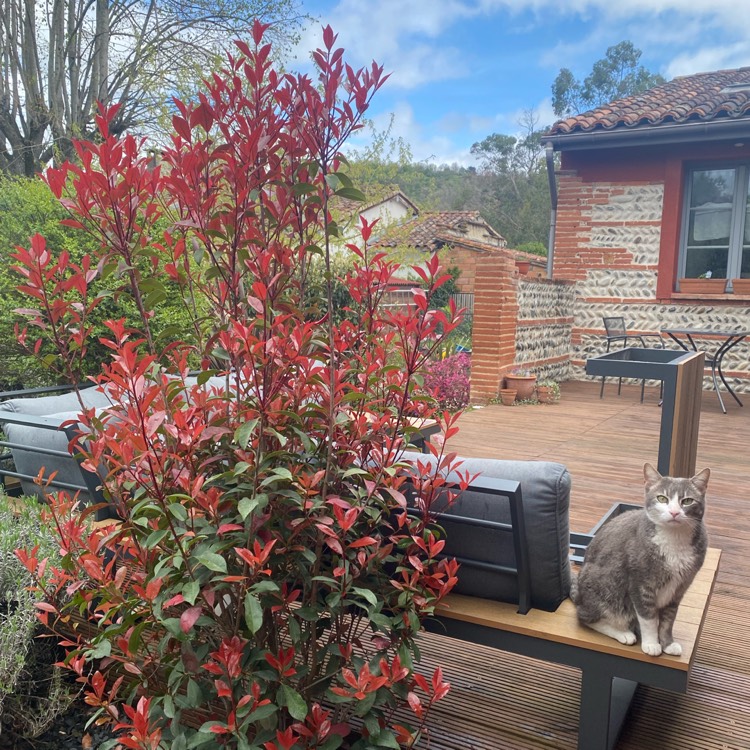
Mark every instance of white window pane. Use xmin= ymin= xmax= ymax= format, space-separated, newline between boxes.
xmin=689 ymin=206 xmax=732 ymax=244
xmin=690 ymin=169 xmax=735 ymax=206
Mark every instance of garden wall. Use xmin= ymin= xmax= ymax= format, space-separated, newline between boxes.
xmin=469 ymin=252 xmax=575 ymax=403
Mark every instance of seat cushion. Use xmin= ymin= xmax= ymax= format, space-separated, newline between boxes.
xmin=1 ymin=410 xmax=93 ymax=499
xmin=401 ymin=452 xmax=571 ymax=611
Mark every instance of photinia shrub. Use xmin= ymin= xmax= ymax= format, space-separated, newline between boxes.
xmin=423 ymin=354 xmax=471 ymax=412
xmin=14 ymin=22 xmax=471 ymax=750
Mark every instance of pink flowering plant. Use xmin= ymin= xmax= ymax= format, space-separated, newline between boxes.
xmin=12 ymin=23 xmax=472 ymax=750
xmin=423 ymin=354 xmax=471 ymax=412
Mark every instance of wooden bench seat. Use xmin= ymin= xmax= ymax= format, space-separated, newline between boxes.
xmin=428 ymin=547 xmax=721 ymax=750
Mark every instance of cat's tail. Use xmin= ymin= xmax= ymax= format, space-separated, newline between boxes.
xmin=569 ymin=570 xmax=579 ymax=603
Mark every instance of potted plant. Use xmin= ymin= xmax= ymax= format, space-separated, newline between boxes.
xmin=500 ymin=388 xmax=517 ymax=406
xmin=515 ymin=259 xmax=530 ymax=276
xmin=678 ymin=272 xmax=727 ymax=294
xmin=504 ymin=369 xmax=537 ymax=400
xmin=731 ymin=277 xmax=750 ymax=294
xmin=536 ymin=379 xmax=561 ymax=404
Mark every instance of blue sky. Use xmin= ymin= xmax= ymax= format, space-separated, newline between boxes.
xmin=288 ymin=0 xmax=750 ymax=166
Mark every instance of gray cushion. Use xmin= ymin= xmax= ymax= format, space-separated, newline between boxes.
xmin=0 ymin=389 xmax=110 ymax=501
xmin=0 ymin=387 xmax=112 ymax=416
xmin=401 ymin=452 xmax=571 ymax=611
xmin=3 ymin=411 xmax=88 ymax=497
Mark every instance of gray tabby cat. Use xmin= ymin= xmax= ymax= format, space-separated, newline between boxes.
xmin=571 ymin=463 xmax=709 ymax=657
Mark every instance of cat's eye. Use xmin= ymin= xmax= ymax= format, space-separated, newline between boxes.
xmin=656 ymin=495 xmax=669 ymax=504
xmin=681 ymin=498 xmax=694 ymax=507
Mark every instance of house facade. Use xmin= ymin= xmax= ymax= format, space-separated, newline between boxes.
xmin=543 ymin=67 xmax=750 ymax=394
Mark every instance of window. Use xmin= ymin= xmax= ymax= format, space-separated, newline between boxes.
xmin=681 ymin=165 xmax=750 ymax=282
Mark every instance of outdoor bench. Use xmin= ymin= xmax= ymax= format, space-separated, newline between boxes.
xmin=429 ymin=548 xmax=720 ymax=750
xmin=412 ymin=450 xmax=722 ymax=750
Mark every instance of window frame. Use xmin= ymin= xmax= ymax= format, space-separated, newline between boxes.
xmin=679 ymin=161 xmax=750 ymax=286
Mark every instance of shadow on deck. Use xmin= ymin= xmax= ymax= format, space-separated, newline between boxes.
xmin=417 ymin=380 xmax=750 ymax=750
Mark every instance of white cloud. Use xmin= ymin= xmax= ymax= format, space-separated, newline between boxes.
xmin=665 ymin=42 xmax=750 ymax=78
xmin=291 ymin=0 xmax=478 ymax=88
xmin=349 ymin=101 xmax=475 ymax=165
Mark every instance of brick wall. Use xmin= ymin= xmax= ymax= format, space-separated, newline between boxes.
xmin=439 ymin=246 xmax=482 ymax=294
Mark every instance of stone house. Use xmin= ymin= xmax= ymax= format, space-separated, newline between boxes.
xmin=542 ymin=67 xmax=750 ymax=393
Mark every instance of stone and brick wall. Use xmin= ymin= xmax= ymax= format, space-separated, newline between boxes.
xmin=469 ymin=253 xmax=575 ymax=403
xmin=554 ymin=145 xmax=750 ymax=394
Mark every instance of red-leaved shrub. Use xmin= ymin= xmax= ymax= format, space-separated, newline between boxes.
xmin=13 ymin=22 xmax=472 ymax=750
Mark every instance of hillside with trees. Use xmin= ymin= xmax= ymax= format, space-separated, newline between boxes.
xmin=344 ymin=41 xmax=666 ymax=253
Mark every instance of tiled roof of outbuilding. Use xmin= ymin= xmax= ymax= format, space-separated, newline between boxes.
xmin=375 ymin=211 xmax=505 ymax=248
xmin=548 ymin=67 xmax=750 ymax=136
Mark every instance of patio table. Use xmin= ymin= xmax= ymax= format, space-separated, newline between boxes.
xmin=661 ymin=328 xmax=749 ymax=414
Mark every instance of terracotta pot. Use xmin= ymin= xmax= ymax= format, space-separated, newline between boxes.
xmin=731 ymin=278 xmax=750 ymax=294
xmin=504 ymin=374 xmax=536 ymax=400
xmin=499 ymin=388 xmax=517 ymax=406
xmin=678 ymin=278 xmax=727 ymax=294
xmin=515 ymin=260 xmax=530 ymax=276
xmin=536 ymin=386 xmax=555 ymax=404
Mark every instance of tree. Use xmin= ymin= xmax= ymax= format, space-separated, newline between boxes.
xmin=469 ymin=109 xmax=551 ymax=248
xmin=0 ymin=0 xmax=305 ymax=176
xmin=552 ymin=41 xmax=666 ymax=118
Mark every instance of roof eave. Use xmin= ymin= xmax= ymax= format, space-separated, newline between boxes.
xmin=542 ymin=117 xmax=750 ymax=152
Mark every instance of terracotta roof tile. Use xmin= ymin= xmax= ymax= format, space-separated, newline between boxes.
xmin=375 ymin=211 xmax=505 ymax=249
xmin=548 ymin=67 xmax=750 ymax=136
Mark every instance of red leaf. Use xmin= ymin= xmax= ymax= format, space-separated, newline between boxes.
xmin=172 ymin=115 xmax=191 ymax=142
xmin=180 ymin=606 xmax=202 ymax=633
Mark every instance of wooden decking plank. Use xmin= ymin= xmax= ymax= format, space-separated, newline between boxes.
xmin=423 ymin=381 xmax=748 ymax=750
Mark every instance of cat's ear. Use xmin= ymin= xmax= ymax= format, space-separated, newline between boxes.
xmin=691 ymin=467 xmax=711 ymax=494
xmin=643 ymin=463 xmax=661 ymax=486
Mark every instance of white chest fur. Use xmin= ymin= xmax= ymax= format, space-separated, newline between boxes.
xmin=653 ymin=525 xmax=696 ymax=571
xmin=652 ymin=526 xmax=697 ymax=608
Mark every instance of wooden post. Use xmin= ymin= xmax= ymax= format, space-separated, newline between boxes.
xmin=661 ymin=351 xmax=704 ymax=477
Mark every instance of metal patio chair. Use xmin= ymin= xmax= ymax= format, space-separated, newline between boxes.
xmin=599 ymin=316 xmax=664 ymax=401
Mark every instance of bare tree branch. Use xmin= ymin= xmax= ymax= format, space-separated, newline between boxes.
xmin=0 ymin=0 xmax=307 ymax=175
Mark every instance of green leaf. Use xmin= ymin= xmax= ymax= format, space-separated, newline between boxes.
xmin=334 ymin=186 xmax=366 ymax=202
xmin=182 ymin=580 xmax=200 ymax=605
xmin=246 ymin=703 xmax=278 ymax=723
xmin=291 ymin=182 xmax=317 ymax=195
xmin=86 ymin=640 xmax=111 ymax=659
xmin=280 ymin=684 xmax=308 ymax=721
xmin=196 ymin=552 xmax=227 ymax=573
xmin=352 ymin=586 xmax=378 ymax=607
xmin=163 ymin=695 xmax=176 ymax=719
xmin=370 ymin=730 xmax=401 ymax=749
xmin=169 ymin=502 xmax=188 ymax=522
xmin=239 ymin=496 xmax=260 ymax=520
xmin=187 ymin=679 xmax=203 ymax=706
xmin=243 ymin=592 xmax=263 ymax=634
xmin=235 ymin=418 xmax=259 ymax=449
xmin=189 ymin=729 xmax=219 ymax=747
xmin=353 ymin=690 xmax=378 ymax=717
xmin=196 ymin=370 xmax=218 ymax=385
xmin=319 ymin=736 xmax=345 ymax=750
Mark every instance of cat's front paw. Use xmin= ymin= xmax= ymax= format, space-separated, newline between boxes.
xmin=641 ymin=641 xmax=662 ymax=657
xmin=663 ymin=642 xmax=682 ymax=656
xmin=616 ymin=631 xmax=637 ymax=645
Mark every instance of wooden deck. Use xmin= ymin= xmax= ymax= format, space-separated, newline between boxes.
xmin=416 ymin=380 xmax=750 ymax=750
